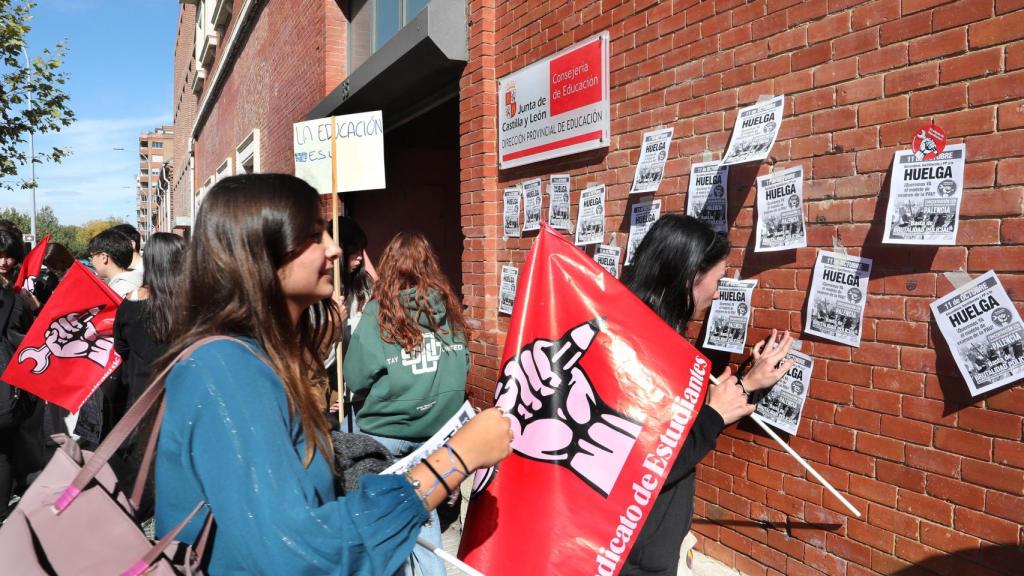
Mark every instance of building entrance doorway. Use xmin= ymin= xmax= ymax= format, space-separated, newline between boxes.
xmin=345 ymin=97 xmax=463 ymax=296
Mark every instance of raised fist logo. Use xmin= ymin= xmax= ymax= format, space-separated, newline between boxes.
xmin=914 ymin=130 xmax=938 ymax=161
xmin=18 ymin=307 xmax=114 ymax=374
xmin=472 ymin=320 xmax=642 ymax=498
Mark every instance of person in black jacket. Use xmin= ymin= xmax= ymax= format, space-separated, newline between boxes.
xmin=113 ymin=232 xmax=186 ymax=408
xmin=0 ymin=260 xmax=34 ymax=521
xmin=620 ymin=215 xmax=796 ymax=576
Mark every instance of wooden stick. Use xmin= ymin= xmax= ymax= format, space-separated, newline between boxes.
xmin=331 ymin=117 xmax=344 ymax=424
xmin=709 ymin=374 xmax=862 ymax=517
xmin=416 ymin=537 xmax=485 ymax=576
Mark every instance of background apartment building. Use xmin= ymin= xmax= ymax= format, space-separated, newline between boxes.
xmin=171 ymin=1 xmax=1023 ymax=574
xmin=136 ymin=125 xmax=174 ymax=243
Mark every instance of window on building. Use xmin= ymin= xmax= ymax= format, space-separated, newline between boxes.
xmin=152 ymin=155 xmax=164 ymax=163
xmin=195 ymin=0 xmax=219 ymax=70
xmin=235 ymin=129 xmax=261 ymax=175
xmin=349 ymin=0 xmax=432 ymax=71
xmin=151 ymin=141 xmax=164 ymax=149
xmin=151 ymin=169 xmax=161 ymax=175
xmin=216 ymin=157 xmax=233 ymax=182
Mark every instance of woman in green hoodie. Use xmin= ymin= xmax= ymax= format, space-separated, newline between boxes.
xmin=344 ymin=232 xmax=469 ymax=576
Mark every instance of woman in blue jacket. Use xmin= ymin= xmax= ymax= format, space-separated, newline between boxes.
xmin=154 ymin=174 xmax=512 ymax=575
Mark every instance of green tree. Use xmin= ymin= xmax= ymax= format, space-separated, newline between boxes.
xmin=0 ymin=205 xmax=112 ymax=256
xmin=0 ymin=0 xmax=75 ymax=190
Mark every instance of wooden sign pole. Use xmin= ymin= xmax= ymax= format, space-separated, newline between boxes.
xmin=331 ymin=118 xmax=344 ymax=424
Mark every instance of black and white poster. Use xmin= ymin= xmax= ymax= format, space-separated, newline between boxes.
xmin=720 ymin=95 xmax=784 ymax=166
xmin=754 ymin=349 xmax=813 ymax=435
xmin=755 ymin=165 xmax=806 ymax=252
xmin=522 ymin=178 xmax=543 ymax=232
xmin=625 ymin=199 xmax=662 ymax=266
xmin=805 ymin=250 xmax=872 ymax=347
xmin=686 ymin=161 xmax=729 ymax=234
xmin=499 ymin=265 xmax=519 ymax=315
xmin=630 ymin=127 xmax=673 ymax=194
xmin=548 ymin=174 xmax=572 ymax=231
xmin=931 ymin=271 xmax=1024 ymax=397
xmin=883 ymin=143 xmax=966 ymax=245
xmin=503 ymin=187 xmax=521 ymax=238
xmin=702 ymin=278 xmax=758 ymax=354
xmin=574 ymin=184 xmax=606 ymax=246
xmin=594 ymin=244 xmax=622 ymax=278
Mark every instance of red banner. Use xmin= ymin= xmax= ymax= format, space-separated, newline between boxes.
xmin=459 ymin=224 xmax=711 ymax=576
xmin=13 ymin=234 xmax=49 ymax=293
xmin=2 ymin=261 xmax=122 ymax=412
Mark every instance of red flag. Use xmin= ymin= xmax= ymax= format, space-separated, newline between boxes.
xmin=13 ymin=234 xmax=49 ymax=293
xmin=459 ymin=224 xmax=711 ymax=576
xmin=2 ymin=261 xmax=122 ymax=412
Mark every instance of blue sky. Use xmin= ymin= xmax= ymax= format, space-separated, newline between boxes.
xmin=7 ymin=0 xmax=179 ymax=225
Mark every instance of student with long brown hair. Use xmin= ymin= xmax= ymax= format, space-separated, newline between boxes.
xmin=345 ymin=232 xmax=470 ymax=576
xmin=153 ymin=174 xmax=512 ymax=574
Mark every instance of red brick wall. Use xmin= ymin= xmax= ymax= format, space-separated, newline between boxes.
xmin=171 ymin=3 xmax=197 ymax=224
xmin=191 ymin=0 xmax=347 ymax=185
xmin=461 ymin=1 xmax=1024 ymax=574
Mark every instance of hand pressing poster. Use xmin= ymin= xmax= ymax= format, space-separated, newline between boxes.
xmin=522 ymin=178 xmax=543 ymax=232
xmin=503 ymin=187 xmax=521 ymax=238
xmin=720 ymin=95 xmax=784 ymax=166
xmin=686 ymin=161 xmax=729 ymax=234
xmin=574 ymin=184 xmax=606 ymax=246
xmin=931 ymin=271 xmax=1024 ymax=397
xmin=625 ymin=199 xmax=662 ymax=266
xmin=805 ymin=250 xmax=872 ymax=347
xmin=702 ymin=278 xmax=757 ymax=354
xmin=499 ymin=265 xmax=519 ymax=315
xmin=630 ymin=127 xmax=673 ymax=194
xmin=883 ymin=144 xmax=966 ymax=245
xmin=755 ymin=166 xmax=806 ymax=252
xmin=594 ymin=244 xmax=622 ymax=278
xmin=548 ymin=174 xmax=572 ymax=231
xmin=754 ymin=349 xmax=813 ymax=435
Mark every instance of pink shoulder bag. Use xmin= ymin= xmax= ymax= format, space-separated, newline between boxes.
xmin=0 ymin=336 xmax=236 ymax=575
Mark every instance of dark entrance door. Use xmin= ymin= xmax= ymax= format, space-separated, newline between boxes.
xmin=345 ymin=97 xmax=462 ymax=296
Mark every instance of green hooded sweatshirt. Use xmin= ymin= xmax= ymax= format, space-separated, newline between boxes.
xmin=344 ymin=288 xmax=468 ymax=441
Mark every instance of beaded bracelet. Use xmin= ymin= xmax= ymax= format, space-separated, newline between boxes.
xmin=403 ymin=472 xmax=433 ymax=526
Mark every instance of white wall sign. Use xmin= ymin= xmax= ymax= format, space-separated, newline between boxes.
xmin=292 ymin=110 xmax=386 ymax=195
xmin=497 ymin=33 xmax=610 ymax=169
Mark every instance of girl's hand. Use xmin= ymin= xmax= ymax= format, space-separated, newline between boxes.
xmin=744 ymin=329 xmax=795 ymax=390
xmin=707 ymin=366 xmax=755 ymax=426
xmin=448 ymin=407 xmax=514 ymax=470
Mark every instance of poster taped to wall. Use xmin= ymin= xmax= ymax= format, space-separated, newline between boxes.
xmin=720 ymin=95 xmax=784 ymax=166
xmin=499 ymin=265 xmax=519 ymax=315
xmin=805 ymin=250 xmax=872 ymax=347
xmin=630 ymin=127 xmax=673 ymax=194
xmin=503 ymin=187 xmax=522 ymax=238
xmin=292 ymin=111 xmax=386 ymax=194
xmin=755 ymin=166 xmax=806 ymax=252
xmin=548 ymin=174 xmax=572 ymax=231
xmin=522 ymin=178 xmax=543 ymax=232
xmin=882 ymin=144 xmax=966 ymax=245
xmin=594 ymin=244 xmax=622 ymax=278
xmin=931 ymin=271 xmax=1024 ymax=397
xmin=702 ymin=278 xmax=757 ymax=354
xmin=625 ymin=199 xmax=662 ymax=266
xmin=574 ymin=184 xmax=606 ymax=246
xmin=754 ymin=349 xmax=813 ymax=435
xmin=686 ymin=161 xmax=729 ymax=234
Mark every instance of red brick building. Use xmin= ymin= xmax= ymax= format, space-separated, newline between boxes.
xmin=136 ymin=125 xmax=174 ymax=242
xmin=172 ymin=1 xmax=1023 ymax=574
